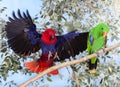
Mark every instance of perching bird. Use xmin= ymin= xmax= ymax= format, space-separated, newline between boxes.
xmin=87 ymin=23 xmax=110 ymax=74
xmin=5 ymin=9 xmax=89 ymax=75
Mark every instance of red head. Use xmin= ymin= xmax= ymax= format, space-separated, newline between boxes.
xmin=41 ymin=28 xmax=57 ymax=44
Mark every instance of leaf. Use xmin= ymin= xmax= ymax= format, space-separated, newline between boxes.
xmin=45 ymin=22 xmax=50 ymax=25
xmin=57 ymin=16 xmax=62 ymax=21
xmin=108 ymin=67 xmax=112 ymax=74
xmin=48 ymin=10 xmax=53 ymax=16
xmin=34 ymin=17 xmax=39 ymax=20
xmin=47 ymin=77 xmax=52 ymax=82
xmin=61 ymin=16 xmax=67 ymax=21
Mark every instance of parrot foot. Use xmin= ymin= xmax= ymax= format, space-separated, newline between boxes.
xmin=95 ymin=51 xmax=100 ymax=57
xmin=48 ymin=51 xmax=52 ymax=61
xmin=101 ymin=48 xmax=108 ymax=55
xmin=54 ymin=52 xmax=60 ymax=60
xmin=101 ymin=48 xmax=106 ymax=53
xmin=89 ymin=69 xmax=96 ymax=74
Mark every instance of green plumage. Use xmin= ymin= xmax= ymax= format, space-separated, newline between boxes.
xmin=87 ymin=23 xmax=110 ymax=72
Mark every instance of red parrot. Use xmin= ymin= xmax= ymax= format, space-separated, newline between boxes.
xmin=5 ymin=10 xmax=88 ymax=75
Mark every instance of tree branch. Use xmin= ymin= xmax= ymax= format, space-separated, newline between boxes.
xmin=18 ymin=42 xmax=120 ymax=87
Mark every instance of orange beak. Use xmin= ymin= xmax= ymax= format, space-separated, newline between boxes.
xmin=103 ymin=32 xmax=107 ymax=37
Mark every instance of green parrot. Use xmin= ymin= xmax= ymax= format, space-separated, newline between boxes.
xmin=87 ymin=23 xmax=110 ymax=74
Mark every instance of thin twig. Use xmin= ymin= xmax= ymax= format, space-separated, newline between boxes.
xmin=18 ymin=42 xmax=120 ymax=87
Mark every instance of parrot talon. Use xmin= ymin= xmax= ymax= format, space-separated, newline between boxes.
xmin=101 ymin=48 xmax=106 ymax=53
xmin=48 ymin=51 xmax=52 ymax=61
xmin=54 ymin=52 xmax=60 ymax=60
xmin=56 ymin=56 xmax=60 ymax=60
xmin=48 ymin=56 xmax=50 ymax=61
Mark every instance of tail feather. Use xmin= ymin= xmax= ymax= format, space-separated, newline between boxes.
xmin=48 ymin=70 xmax=59 ymax=75
xmin=88 ymin=60 xmax=98 ymax=70
xmin=24 ymin=60 xmax=41 ymax=72
xmin=24 ymin=60 xmax=59 ymax=75
xmin=88 ymin=59 xmax=98 ymax=74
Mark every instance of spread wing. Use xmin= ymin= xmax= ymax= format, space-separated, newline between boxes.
xmin=56 ymin=32 xmax=89 ymax=60
xmin=5 ymin=9 xmax=41 ymax=56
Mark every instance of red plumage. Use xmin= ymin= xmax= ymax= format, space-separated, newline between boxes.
xmin=24 ymin=54 xmax=59 ymax=75
xmin=24 ymin=28 xmax=59 ymax=75
xmin=41 ymin=28 xmax=57 ymax=44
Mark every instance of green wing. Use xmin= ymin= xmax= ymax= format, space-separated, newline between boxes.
xmin=87 ymin=24 xmax=107 ymax=64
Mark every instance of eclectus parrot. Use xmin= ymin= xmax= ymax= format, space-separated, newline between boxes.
xmin=5 ymin=9 xmax=89 ymax=75
xmin=87 ymin=23 xmax=110 ymax=74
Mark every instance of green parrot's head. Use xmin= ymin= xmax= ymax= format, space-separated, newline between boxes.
xmin=96 ymin=23 xmax=110 ymax=37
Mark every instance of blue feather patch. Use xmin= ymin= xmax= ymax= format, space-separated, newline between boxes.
xmin=28 ymin=26 xmax=40 ymax=45
xmin=90 ymin=35 xmax=94 ymax=45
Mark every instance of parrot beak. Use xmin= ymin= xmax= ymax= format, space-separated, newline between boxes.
xmin=103 ymin=32 xmax=107 ymax=37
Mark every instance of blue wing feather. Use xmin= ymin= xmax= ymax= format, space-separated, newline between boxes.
xmin=90 ymin=35 xmax=94 ymax=45
xmin=5 ymin=9 xmax=41 ymax=55
xmin=56 ymin=32 xmax=79 ymax=48
xmin=55 ymin=32 xmax=89 ymax=60
xmin=28 ymin=26 xmax=40 ymax=45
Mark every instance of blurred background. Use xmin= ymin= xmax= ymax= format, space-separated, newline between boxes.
xmin=0 ymin=0 xmax=120 ymax=87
